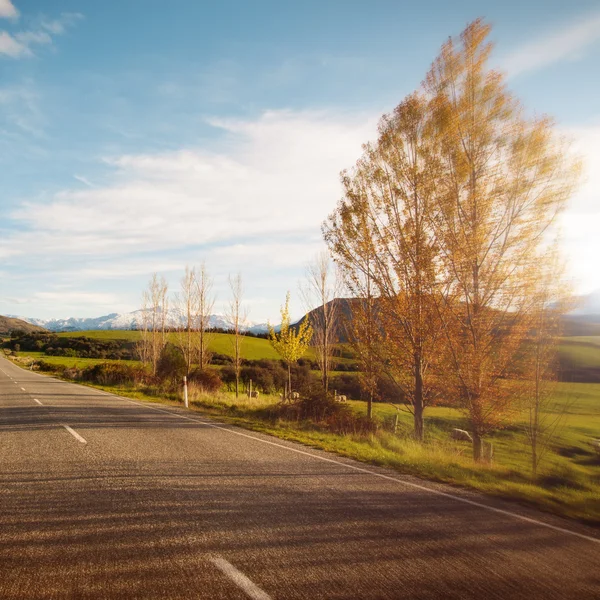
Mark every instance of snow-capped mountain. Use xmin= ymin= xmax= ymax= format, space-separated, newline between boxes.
xmin=8 ymin=310 xmax=271 ymax=334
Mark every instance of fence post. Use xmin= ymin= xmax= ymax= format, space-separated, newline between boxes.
xmin=183 ymin=375 xmax=188 ymax=409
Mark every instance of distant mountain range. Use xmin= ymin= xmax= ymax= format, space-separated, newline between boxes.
xmin=7 ymin=310 xmax=271 ymax=335
xmin=7 ymin=289 xmax=600 ymax=337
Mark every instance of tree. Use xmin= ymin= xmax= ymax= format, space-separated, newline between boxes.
xmin=301 ymin=252 xmax=341 ymax=393
xmin=324 ymin=93 xmax=445 ymax=441
xmin=172 ymin=264 xmax=215 ymax=376
xmin=523 ymin=245 xmax=573 ymax=476
xmin=323 ymin=200 xmax=382 ymax=419
xmin=136 ymin=289 xmax=151 ymax=366
xmin=174 ymin=266 xmax=200 ymax=376
xmin=227 ymin=273 xmax=247 ymax=398
xmin=268 ymin=292 xmax=313 ymax=399
xmin=425 ymin=19 xmax=580 ymax=459
xmin=144 ymin=273 xmax=169 ymax=376
xmin=196 ymin=262 xmax=215 ymax=371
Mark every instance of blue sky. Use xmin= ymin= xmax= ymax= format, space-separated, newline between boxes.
xmin=1 ymin=0 xmax=599 ymax=321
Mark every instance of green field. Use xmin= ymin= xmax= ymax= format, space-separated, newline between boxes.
xmin=55 ymin=330 xmax=287 ymax=361
xmin=560 ymin=337 xmax=600 ymax=369
xmin=12 ymin=351 xmax=140 ymax=369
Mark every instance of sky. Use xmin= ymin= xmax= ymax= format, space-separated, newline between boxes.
xmin=0 ymin=0 xmax=599 ymax=322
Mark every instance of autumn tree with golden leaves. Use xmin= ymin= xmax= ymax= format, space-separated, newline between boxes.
xmin=324 ymin=93 xmax=446 ymax=440
xmin=325 ymin=19 xmax=579 ymax=455
xmin=425 ymin=19 xmax=579 ymax=460
xmin=269 ymin=292 xmax=313 ymax=399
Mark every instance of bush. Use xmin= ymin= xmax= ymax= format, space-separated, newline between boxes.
xmin=279 ymin=385 xmax=378 ymax=435
xmin=220 ymin=365 xmax=237 ymax=391
xmin=35 ymin=360 xmax=56 ymax=372
xmin=156 ymin=344 xmax=187 ymax=384
xmin=188 ymin=368 xmax=222 ymax=393
xmin=211 ymin=352 xmax=233 ymax=365
xmin=330 ymin=373 xmax=361 ymax=400
xmin=79 ymin=363 xmax=152 ymax=386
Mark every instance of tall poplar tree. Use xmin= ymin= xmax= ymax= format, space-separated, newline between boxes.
xmin=425 ymin=19 xmax=580 ymax=459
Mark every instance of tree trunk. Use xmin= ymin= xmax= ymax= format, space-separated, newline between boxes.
xmin=413 ymin=354 xmax=424 ymax=441
xmin=367 ymin=390 xmax=373 ymax=420
xmin=288 ymin=363 xmax=292 ymax=400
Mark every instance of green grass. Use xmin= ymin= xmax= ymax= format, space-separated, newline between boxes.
xmin=13 ymin=351 xmax=140 ymax=369
xmin=56 ymin=330 xmax=141 ymax=341
xmin=55 ymin=330 xmax=285 ymax=361
xmin=559 ymin=338 xmax=600 ymax=369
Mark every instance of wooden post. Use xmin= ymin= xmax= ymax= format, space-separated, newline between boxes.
xmin=183 ymin=375 xmax=188 ymax=409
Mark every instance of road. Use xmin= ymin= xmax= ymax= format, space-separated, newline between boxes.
xmin=0 ymin=356 xmax=598 ymax=599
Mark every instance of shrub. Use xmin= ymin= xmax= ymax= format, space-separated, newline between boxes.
xmin=34 ymin=360 xmax=56 ymax=372
xmin=330 ymin=373 xmax=361 ymax=400
xmin=279 ymin=385 xmax=378 ymax=435
xmin=79 ymin=363 xmax=151 ymax=386
xmin=156 ymin=344 xmax=187 ymax=384
xmin=188 ymin=368 xmax=222 ymax=393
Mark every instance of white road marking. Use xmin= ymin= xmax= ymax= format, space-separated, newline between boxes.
xmin=5 ymin=359 xmax=599 ymax=546
xmin=62 ymin=425 xmax=87 ymax=444
xmin=210 ymin=556 xmax=272 ymax=600
xmin=34 ymin=399 xmax=43 ymax=405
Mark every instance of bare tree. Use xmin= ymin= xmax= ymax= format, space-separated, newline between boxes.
xmin=173 ymin=266 xmax=200 ymax=376
xmin=524 ymin=246 xmax=573 ymax=476
xmin=136 ymin=289 xmax=151 ymax=366
xmin=196 ymin=262 xmax=215 ymax=371
xmin=301 ymin=252 xmax=342 ymax=393
xmin=146 ymin=273 xmax=169 ymax=376
xmin=227 ymin=273 xmax=247 ymax=398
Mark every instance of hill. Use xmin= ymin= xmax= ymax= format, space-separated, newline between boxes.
xmin=0 ymin=315 xmax=46 ymax=336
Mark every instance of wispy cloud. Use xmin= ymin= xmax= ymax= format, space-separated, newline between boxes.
xmin=0 ymin=10 xmax=82 ymax=58
xmin=0 ymin=82 xmax=45 ymax=138
xmin=0 ymin=0 xmax=18 ymax=20
xmin=0 ymin=30 xmax=27 ymax=57
xmin=501 ymin=11 xmax=600 ymax=77
xmin=1 ymin=110 xmax=376 ymax=318
xmin=73 ymin=174 xmax=94 ymax=188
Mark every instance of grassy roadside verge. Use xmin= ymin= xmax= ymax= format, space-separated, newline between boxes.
xmin=7 ymin=355 xmax=600 ymax=527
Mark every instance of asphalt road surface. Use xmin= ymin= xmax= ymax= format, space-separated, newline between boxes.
xmin=1 ymin=356 xmax=599 ymax=599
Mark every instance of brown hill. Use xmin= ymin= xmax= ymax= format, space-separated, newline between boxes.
xmin=297 ymin=299 xmax=600 ymax=341
xmin=0 ymin=315 xmax=47 ymax=336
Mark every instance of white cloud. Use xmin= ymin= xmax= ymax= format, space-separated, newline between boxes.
xmin=1 ymin=110 xmax=376 ymax=319
xmin=34 ymin=291 xmax=117 ymax=304
xmin=41 ymin=13 xmax=83 ymax=35
xmin=501 ymin=11 xmax=600 ymax=77
xmin=0 ymin=30 xmax=28 ymax=57
xmin=73 ymin=174 xmax=94 ymax=187
xmin=0 ymin=11 xmax=82 ymax=59
xmin=7 ymin=110 xmax=376 ymax=258
xmin=0 ymin=0 xmax=18 ymax=19
xmin=16 ymin=30 xmax=52 ymax=46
